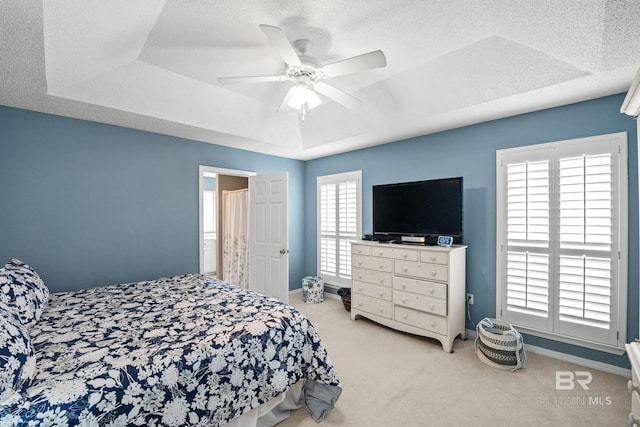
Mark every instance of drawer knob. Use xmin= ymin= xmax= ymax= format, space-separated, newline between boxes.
xmin=429 ymin=304 xmax=435 ymax=310
xmin=403 ymin=267 xmax=408 ymax=273
xmin=358 ymin=287 xmax=364 ymax=292
xmin=430 ymin=321 xmax=436 ymax=327
xmin=379 ymin=264 xmax=384 ymax=269
xmin=403 ymin=254 xmax=407 ymax=259
xmin=378 ymin=251 xmax=383 ymax=256
xmin=379 ymin=291 xmax=384 ymax=297
xmin=401 ymin=283 xmax=407 ymax=289
xmin=430 ymin=271 xmax=436 ymax=277
xmin=358 ymin=275 xmax=363 ymax=280
xmin=378 ymin=307 xmax=384 ymax=313
xmin=402 ymin=314 xmax=408 ymax=320
xmin=428 ymin=288 xmax=434 ymax=294
xmin=358 ymin=261 xmax=363 ymax=265
xmin=402 ymin=297 xmax=407 ymax=303
xmin=379 ymin=278 xmax=384 ymax=283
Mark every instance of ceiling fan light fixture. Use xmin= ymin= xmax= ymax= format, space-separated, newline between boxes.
xmin=288 ymin=84 xmax=322 ymax=110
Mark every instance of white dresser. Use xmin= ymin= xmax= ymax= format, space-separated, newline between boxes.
xmin=350 ymin=240 xmax=467 ymax=352
xmin=627 ymin=342 xmax=640 ymax=426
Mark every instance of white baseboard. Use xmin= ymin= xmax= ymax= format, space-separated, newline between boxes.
xmin=466 ymin=328 xmax=631 ymax=378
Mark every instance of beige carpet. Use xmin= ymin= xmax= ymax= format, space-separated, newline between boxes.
xmin=282 ymin=292 xmax=629 ymax=427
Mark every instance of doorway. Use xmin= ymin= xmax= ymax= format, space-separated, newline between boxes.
xmin=198 ymin=166 xmax=254 ymax=280
xmin=198 ymin=166 xmax=289 ymax=302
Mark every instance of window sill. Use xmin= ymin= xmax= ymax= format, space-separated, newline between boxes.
xmin=512 ymin=325 xmax=626 ymax=356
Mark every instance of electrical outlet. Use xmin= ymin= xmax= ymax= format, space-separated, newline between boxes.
xmin=466 ymin=293 xmax=474 ymax=305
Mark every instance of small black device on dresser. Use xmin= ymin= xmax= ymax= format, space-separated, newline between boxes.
xmin=365 ymin=233 xmax=396 ymax=243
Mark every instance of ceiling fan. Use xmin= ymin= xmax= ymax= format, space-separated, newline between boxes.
xmin=218 ymin=24 xmax=387 ymax=120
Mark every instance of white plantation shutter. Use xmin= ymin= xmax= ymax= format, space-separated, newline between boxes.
xmin=558 ymin=255 xmax=611 ymax=329
xmin=506 ymin=251 xmax=549 ymax=318
xmin=338 ymin=181 xmax=357 ymax=277
xmin=555 ymin=147 xmax=619 ymax=343
xmin=319 ymin=183 xmax=337 ymax=276
xmin=501 ymin=150 xmax=553 ymax=331
xmin=497 ymin=133 xmax=627 ymax=352
xmin=506 ymin=160 xmax=551 ymax=318
xmin=506 ymin=161 xmax=550 ymax=244
xmin=318 ymin=171 xmax=362 ymax=287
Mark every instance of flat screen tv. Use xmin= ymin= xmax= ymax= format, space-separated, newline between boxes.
xmin=373 ymin=177 xmax=463 ymax=244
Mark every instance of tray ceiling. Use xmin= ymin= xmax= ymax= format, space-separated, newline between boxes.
xmin=1 ymin=0 xmax=640 ymax=160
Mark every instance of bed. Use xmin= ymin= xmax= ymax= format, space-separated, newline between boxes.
xmin=0 ymin=259 xmax=341 ymax=426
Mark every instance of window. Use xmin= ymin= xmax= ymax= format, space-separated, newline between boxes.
xmin=203 ymin=191 xmax=216 ymax=234
xmin=317 ymin=171 xmax=362 ymax=287
xmin=496 ymin=132 xmax=627 ymax=353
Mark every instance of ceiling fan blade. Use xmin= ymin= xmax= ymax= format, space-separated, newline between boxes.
xmin=259 ymin=24 xmax=302 ymax=67
xmin=322 ymin=50 xmax=387 ymax=77
xmin=315 ymin=82 xmax=362 ymax=109
xmin=217 ymin=75 xmax=285 ymax=84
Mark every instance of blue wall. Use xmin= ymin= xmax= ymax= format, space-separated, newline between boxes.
xmin=303 ymin=93 xmax=638 ymax=368
xmin=0 ymin=106 xmax=305 ymax=292
xmin=1 ymin=93 xmax=637 ymax=368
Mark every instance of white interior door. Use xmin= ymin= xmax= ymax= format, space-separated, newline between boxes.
xmin=249 ymin=172 xmax=288 ymax=302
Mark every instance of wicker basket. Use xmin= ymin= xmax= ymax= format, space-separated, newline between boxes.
xmin=475 ymin=318 xmax=525 ymax=371
xmin=337 ymin=288 xmax=351 ymax=312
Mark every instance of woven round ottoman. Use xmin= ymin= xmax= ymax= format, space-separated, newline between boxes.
xmin=475 ymin=318 xmax=525 ymax=371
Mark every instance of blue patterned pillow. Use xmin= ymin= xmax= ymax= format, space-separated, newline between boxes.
xmin=0 ymin=259 xmax=50 ymax=328
xmin=0 ymin=301 xmax=36 ymax=405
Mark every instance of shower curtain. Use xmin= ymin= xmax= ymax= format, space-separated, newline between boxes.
xmin=222 ymin=188 xmax=249 ymax=288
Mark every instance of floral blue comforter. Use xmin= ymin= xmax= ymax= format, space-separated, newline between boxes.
xmin=0 ymin=275 xmax=341 ymax=426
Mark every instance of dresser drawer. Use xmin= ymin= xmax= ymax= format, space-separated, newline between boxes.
xmin=352 ymin=293 xmax=393 ymax=319
xmin=353 ymin=254 xmax=393 ymax=272
xmin=369 ymin=246 xmax=418 ymax=261
xmin=352 ymin=268 xmax=392 ymax=287
xmin=395 ymin=306 xmax=447 ymax=335
xmin=393 ymin=290 xmax=447 ymax=316
xmin=395 ymin=261 xmax=448 ymax=282
xmin=420 ymin=251 xmax=448 ymax=265
xmin=393 ymin=276 xmax=447 ymax=299
xmin=351 ymin=244 xmax=371 ymax=256
xmin=353 ymin=281 xmax=392 ymax=301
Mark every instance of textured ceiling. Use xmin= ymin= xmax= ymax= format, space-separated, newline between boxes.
xmin=1 ymin=0 xmax=640 ymax=160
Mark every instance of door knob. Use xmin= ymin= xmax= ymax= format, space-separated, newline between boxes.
xmin=279 ymin=249 xmax=289 ymax=255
